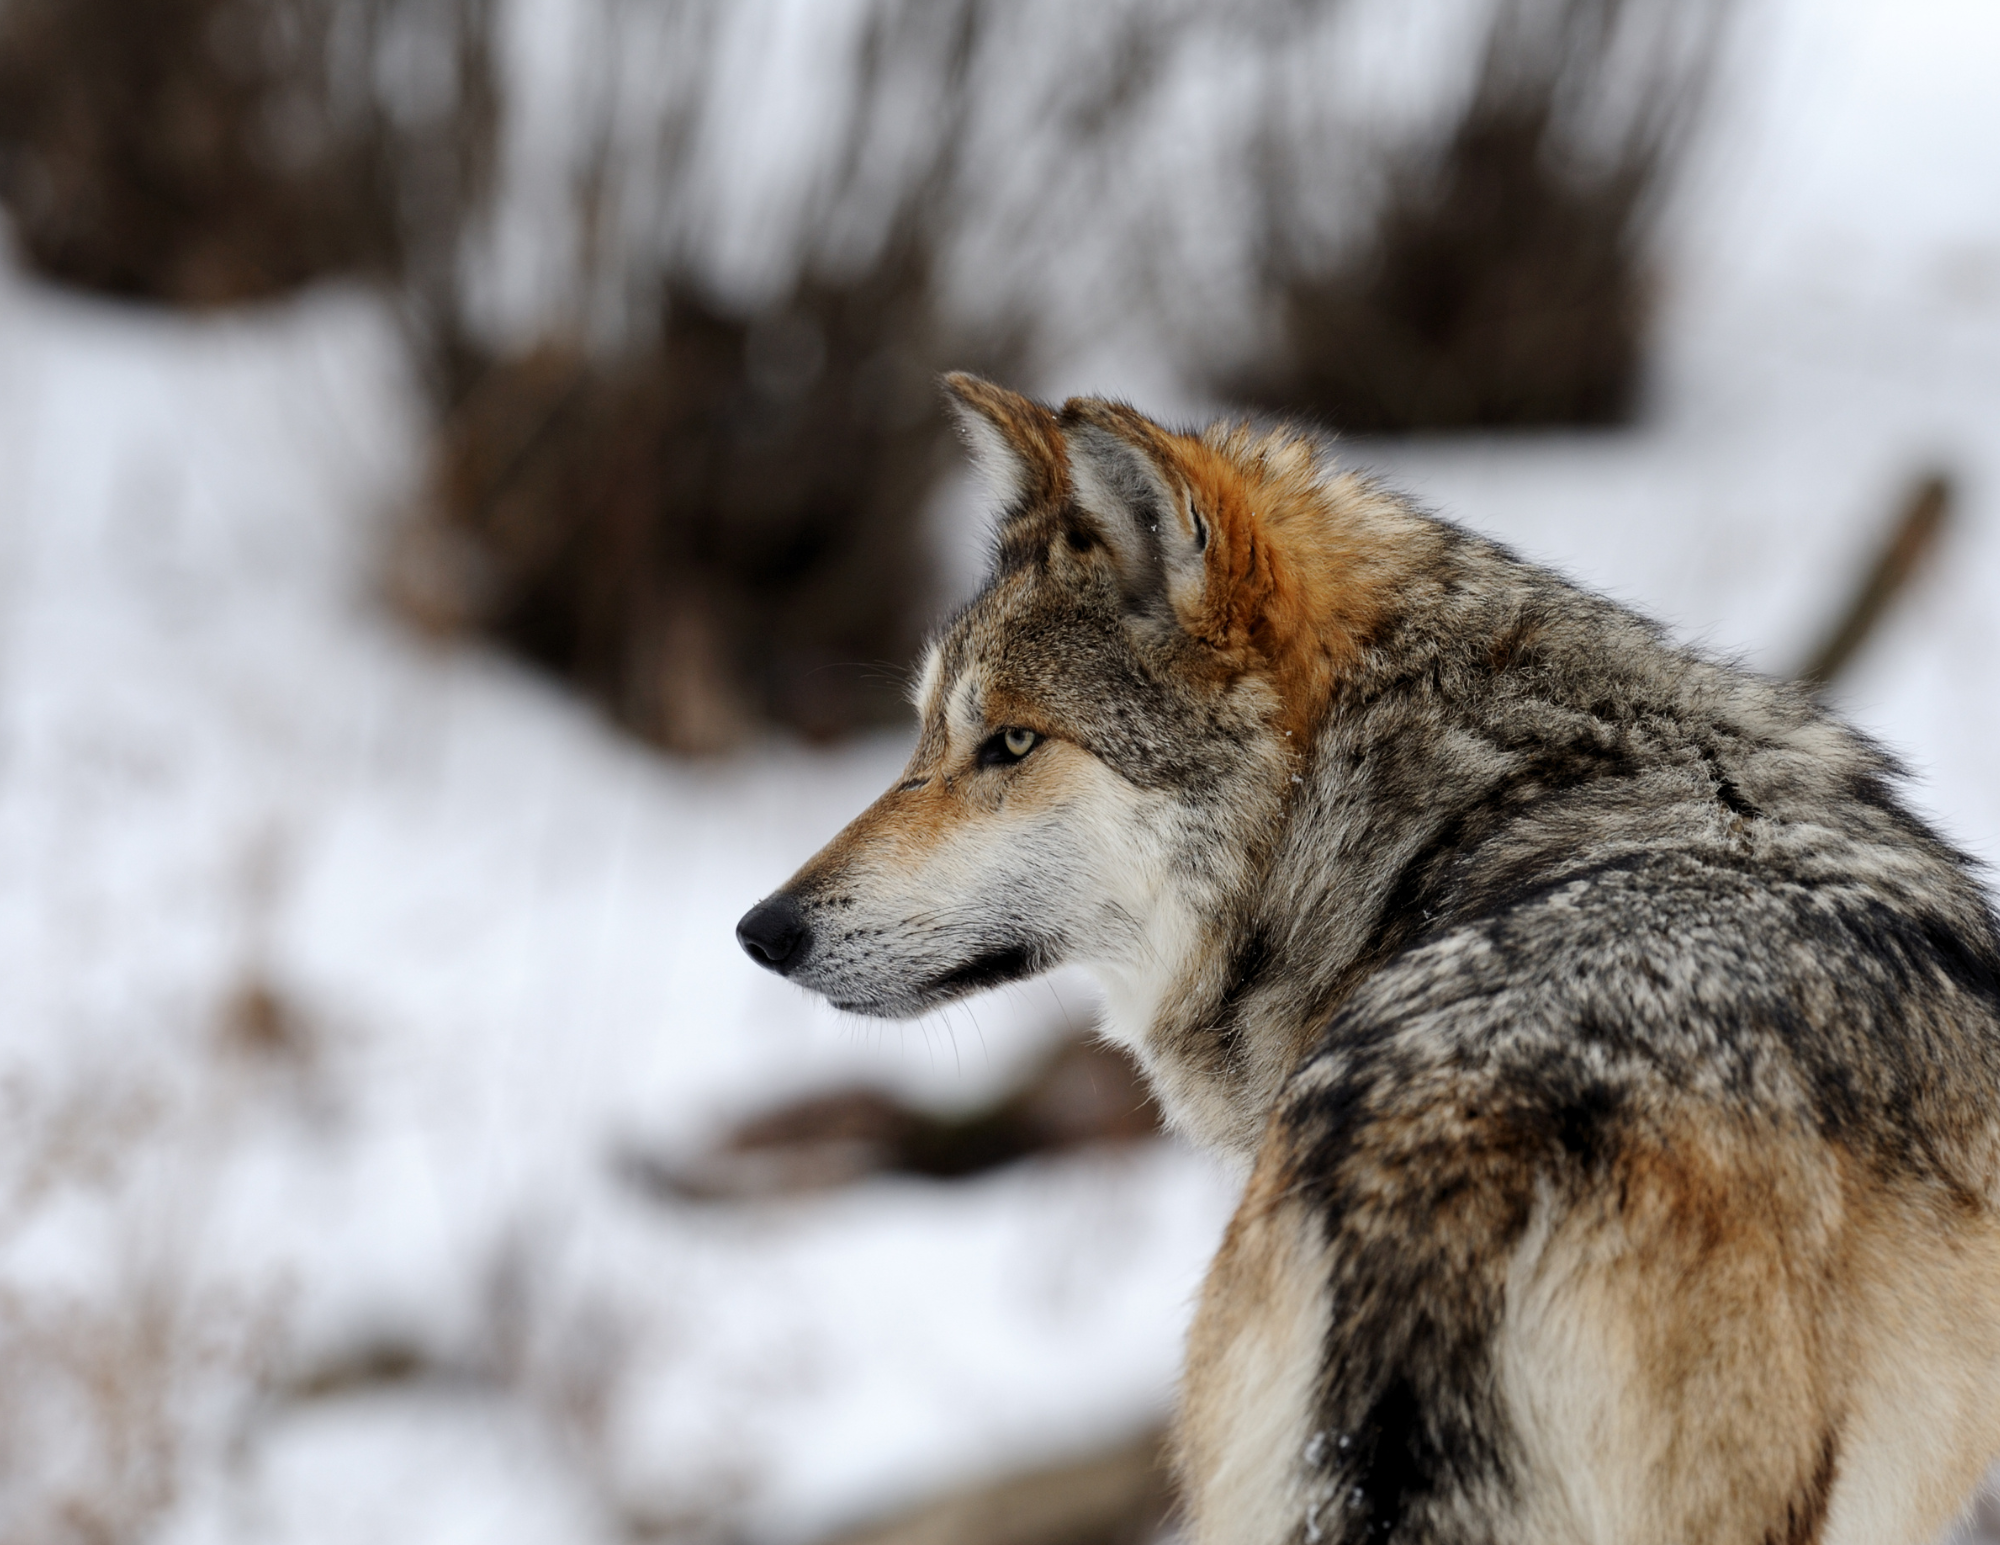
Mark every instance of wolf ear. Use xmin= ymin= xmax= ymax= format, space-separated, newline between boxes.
xmin=941 ymin=373 xmax=1066 ymax=512
xmin=1060 ymin=398 xmax=1215 ymax=626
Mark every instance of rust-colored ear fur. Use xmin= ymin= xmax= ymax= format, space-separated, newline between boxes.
xmin=944 ymin=378 xmax=1411 ymax=736
xmin=1061 ymin=396 xmax=1411 ymax=736
xmin=941 ymin=373 xmax=1068 ymax=511
xmin=1061 ymin=395 xmax=1273 ymax=657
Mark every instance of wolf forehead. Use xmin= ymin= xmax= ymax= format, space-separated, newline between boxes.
xmin=912 ymin=373 xmax=1424 ymax=777
xmin=912 ymin=573 xmax=1200 ymax=729
xmin=903 ymin=591 xmax=1212 ymax=793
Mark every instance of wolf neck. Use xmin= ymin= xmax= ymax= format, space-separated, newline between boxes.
xmin=1102 ymin=502 xmax=1652 ymax=1155
xmin=1111 ymin=528 xmax=1750 ymax=1157
xmin=1095 ymin=793 xmax=1342 ymax=1156
xmin=1091 ymin=470 xmax=1447 ymax=1153
xmin=1110 ymin=690 xmax=1499 ymax=1155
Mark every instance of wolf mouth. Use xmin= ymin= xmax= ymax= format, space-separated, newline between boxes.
xmin=929 ymin=942 xmax=1049 ymax=996
xmin=830 ymin=941 xmax=1054 ymax=1017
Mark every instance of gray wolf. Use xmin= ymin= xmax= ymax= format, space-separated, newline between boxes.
xmin=737 ymin=376 xmax=2000 ymax=1544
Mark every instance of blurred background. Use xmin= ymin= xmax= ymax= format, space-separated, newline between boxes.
xmin=0 ymin=0 xmax=1995 ymax=1541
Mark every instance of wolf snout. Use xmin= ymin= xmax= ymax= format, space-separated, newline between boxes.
xmin=737 ymin=893 xmax=811 ymax=974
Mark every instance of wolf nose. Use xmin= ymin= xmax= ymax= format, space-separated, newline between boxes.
xmin=737 ymin=894 xmax=810 ymax=974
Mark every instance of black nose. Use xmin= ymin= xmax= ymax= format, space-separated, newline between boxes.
xmin=737 ymin=893 xmax=810 ymax=974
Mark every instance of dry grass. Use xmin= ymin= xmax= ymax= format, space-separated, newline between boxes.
xmin=0 ymin=1064 xmax=287 ymax=1545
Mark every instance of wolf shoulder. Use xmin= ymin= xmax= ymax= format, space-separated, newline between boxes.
xmin=1286 ymin=775 xmax=2000 ymax=1185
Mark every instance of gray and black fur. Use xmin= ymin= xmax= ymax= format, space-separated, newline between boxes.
xmin=1213 ymin=538 xmax=2000 ymax=1543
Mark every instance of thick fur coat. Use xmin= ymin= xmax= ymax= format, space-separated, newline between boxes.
xmin=737 ymin=376 xmax=2000 ymax=1545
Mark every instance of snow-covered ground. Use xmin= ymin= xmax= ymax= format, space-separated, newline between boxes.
xmin=0 ymin=282 xmax=1235 ymax=1541
xmin=0 ymin=1 xmax=1997 ymax=1542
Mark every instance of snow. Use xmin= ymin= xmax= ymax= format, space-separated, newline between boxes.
xmin=0 ymin=272 xmax=1231 ymax=1541
xmin=1 ymin=0 xmax=1998 ymax=1541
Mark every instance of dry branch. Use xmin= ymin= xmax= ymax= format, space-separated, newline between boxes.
xmin=622 ymin=1036 xmax=1162 ymax=1201
xmin=825 ymin=1426 xmax=1173 ymax=1545
xmin=1796 ymin=471 xmax=1953 ymax=690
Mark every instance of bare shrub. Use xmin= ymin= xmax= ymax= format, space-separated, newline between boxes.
xmin=401 ymin=0 xmax=1021 ymax=751
xmin=1 ymin=0 xmax=1733 ymax=754
xmin=1231 ymin=0 xmax=1728 ymax=430
xmin=0 ymin=0 xmax=496 ymax=314
xmin=411 ymin=261 xmax=989 ymax=749
xmin=414 ymin=0 xmax=1730 ymax=752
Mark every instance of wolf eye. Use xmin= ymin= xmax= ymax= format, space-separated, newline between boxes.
xmin=979 ymin=727 xmax=1040 ymax=767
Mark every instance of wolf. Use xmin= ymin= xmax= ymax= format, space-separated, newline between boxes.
xmin=736 ymin=375 xmax=2000 ymax=1545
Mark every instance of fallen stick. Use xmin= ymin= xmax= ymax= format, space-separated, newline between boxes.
xmin=1796 ymin=471 xmax=1953 ymax=689
xmin=824 ymin=1426 xmax=1173 ymax=1545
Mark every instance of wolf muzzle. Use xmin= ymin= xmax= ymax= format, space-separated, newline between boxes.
xmin=737 ymin=893 xmax=811 ymax=975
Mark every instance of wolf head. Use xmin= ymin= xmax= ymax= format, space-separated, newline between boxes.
xmin=738 ymin=376 xmax=1419 ymax=1139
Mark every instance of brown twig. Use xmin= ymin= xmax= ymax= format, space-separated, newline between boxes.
xmin=1796 ymin=472 xmax=1954 ymax=690
xmin=824 ymin=1425 xmax=1173 ymax=1545
xmin=621 ymin=1036 xmax=1163 ymax=1202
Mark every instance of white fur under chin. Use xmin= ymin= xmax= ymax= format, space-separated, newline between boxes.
xmin=1061 ymin=783 xmax=1271 ymax=1156
xmin=1076 ymin=857 xmax=1204 ymax=1052
xmin=1084 ymin=960 xmax=1166 ymax=1057
xmin=1081 ymin=909 xmax=1256 ymax=1163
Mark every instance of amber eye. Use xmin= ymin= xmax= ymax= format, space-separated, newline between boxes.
xmin=978 ymin=727 xmax=1040 ymax=767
